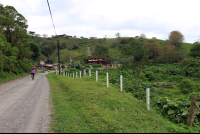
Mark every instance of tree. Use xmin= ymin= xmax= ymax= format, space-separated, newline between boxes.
xmin=142 ymin=42 xmax=161 ymax=60
xmin=42 ymin=34 xmax=48 ymax=38
xmin=0 ymin=4 xmax=31 ymax=58
xmin=189 ymin=44 xmax=200 ymax=58
xmin=168 ymin=30 xmax=184 ymax=49
xmin=115 ymin=32 xmax=121 ymax=38
xmin=119 ymin=40 xmax=148 ymax=78
xmin=29 ymin=31 xmax=35 ymax=40
xmin=139 ymin=33 xmax=146 ymax=39
xmin=0 ymin=4 xmax=32 ymax=74
xmin=28 ymin=42 xmax=40 ymax=61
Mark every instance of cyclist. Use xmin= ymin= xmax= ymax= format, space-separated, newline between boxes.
xmin=31 ymin=68 xmax=35 ymax=80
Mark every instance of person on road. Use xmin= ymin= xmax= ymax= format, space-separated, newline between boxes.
xmin=31 ymin=68 xmax=35 ymax=80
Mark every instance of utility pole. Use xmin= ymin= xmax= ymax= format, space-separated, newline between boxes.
xmin=57 ymin=39 xmax=60 ymax=75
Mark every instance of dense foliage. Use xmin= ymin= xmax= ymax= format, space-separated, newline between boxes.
xmin=0 ymin=4 xmax=35 ymax=79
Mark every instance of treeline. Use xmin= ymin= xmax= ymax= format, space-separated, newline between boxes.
xmin=0 ymin=4 xmax=38 ymax=78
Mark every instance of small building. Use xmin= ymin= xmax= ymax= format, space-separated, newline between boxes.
xmin=90 ymin=37 xmax=97 ymax=39
xmin=68 ymin=36 xmax=73 ymax=39
xmin=40 ymin=60 xmax=47 ymax=65
xmin=85 ymin=56 xmax=111 ymax=66
xmin=56 ymin=34 xmax=67 ymax=37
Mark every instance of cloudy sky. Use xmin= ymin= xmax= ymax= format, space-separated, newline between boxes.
xmin=1 ymin=0 xmax=200 ymax=43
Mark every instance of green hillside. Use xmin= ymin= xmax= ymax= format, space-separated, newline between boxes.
xmin=38 ymin=36 xmax=196 ymax=64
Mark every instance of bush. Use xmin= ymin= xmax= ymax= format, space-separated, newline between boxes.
xmin=84 ymin=64 xmax=101 ymax=68
xmin=120 ymin=38 xmax=133 ymax=44
xmin=179 ymin=79 xmax=195 ymax=94
xmin=144 ymin=71 xmax=155 ymax=81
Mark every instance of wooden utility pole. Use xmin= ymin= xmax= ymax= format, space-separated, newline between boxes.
xmin=57 ymin=39 xmax=60 ymax=75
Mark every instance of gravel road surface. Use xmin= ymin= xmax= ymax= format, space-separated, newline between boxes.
xmin=0 ymin=72 xmax=52 ymax=133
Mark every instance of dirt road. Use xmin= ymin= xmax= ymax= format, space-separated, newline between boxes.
xmin=0 ymin=72 xmax=52 ymax=133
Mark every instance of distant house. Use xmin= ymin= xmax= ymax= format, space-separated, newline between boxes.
xmin=80 ymin=36 xmax=84 ymax=39
xmin=90 ymin=37 xmax=97 ymax=39
xmin=85 ymin=56 xmax=111 ymax=66
xmin=40 ymin=60 xmax=47 ymax=65
xmin=68 ymin=36 xmax=73 ymax=39
xmin=56 ymin=34 xmax=67 ymax=37
xmin=73 ymin=35 xmax=77 ymax=39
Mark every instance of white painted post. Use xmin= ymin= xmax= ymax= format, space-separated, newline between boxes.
xmin=84 ymin=69 xmax=86 ymax=77
xmin=56 ymin=69 xmax=57 ymax=75
xmin=107 ymin=71 xmax=109 ymax=87
xmin=96 ymin=69 xmax=98 ymax=81
xmin=89 ymin=68 xmax=91 ymax=78
xmin=68 ymin=73 xmax=69 ymax=77
xmin=146 ymin=86 xmax=150 ymax=111
xmin=76 ymin=72 xmax=77 ymax=78
xmin=73 ymin=73 xmax=74 ymax=78
xmin=120 ymin=73 xmax=123 ymax=92
xmin=80 ymin=70 xmax=81 ymax=78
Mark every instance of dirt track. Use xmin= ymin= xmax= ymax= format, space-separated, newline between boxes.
xmin=0 ymin=72 xmax=52 ymax=133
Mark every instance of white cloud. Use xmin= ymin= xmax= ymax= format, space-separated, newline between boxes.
xmin=1 ymin=0 xmax=200 ymax=42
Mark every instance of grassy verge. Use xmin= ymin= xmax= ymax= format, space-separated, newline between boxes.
xmin=0 ymin=71 xmax=40 ymax=85
xmin=46 ymin=73 xmax=188 ymax=133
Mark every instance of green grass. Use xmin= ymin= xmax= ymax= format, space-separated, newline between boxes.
xmin=46 ymin=73 xmax=188 ymax=133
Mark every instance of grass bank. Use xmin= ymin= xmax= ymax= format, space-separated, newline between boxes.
xmin=46 ymin=73 xmax=188 ymax=133
xmin=0 ymin=71 xmax=40 ymax=85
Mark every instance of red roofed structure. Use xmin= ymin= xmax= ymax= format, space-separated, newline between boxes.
xmin=85 ymin=56 xmax=111 ymax=67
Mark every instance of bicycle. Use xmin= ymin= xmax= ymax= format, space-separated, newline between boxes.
xmin=31 ymin=74 xmax=34 ymax=80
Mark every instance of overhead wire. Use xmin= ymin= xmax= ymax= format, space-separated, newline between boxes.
xmin=47 ymin=0 xmax=57 ymax=36
xmin=46 ymin=0 xmax=60 ymax=75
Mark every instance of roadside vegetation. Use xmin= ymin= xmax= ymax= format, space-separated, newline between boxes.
xmin=47 ymin=73 xmax=191 ymax=133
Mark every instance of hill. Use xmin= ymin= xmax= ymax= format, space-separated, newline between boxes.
xmin=39 ymin=36 xmax=195 ymax=64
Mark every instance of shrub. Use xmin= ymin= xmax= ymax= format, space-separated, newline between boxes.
xmin=144 ymin=71 xmax=155 ymax=81
xmin=179 ymin=79 xmax=195 ymax=94
xmin=120 ymin=38 xmax=133 ymax=44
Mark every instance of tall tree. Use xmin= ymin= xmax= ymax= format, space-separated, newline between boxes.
xmin=168 ymin=30 xmax=184 ymax=49
xmin=0 ymin=4 xmax=31 ymax=58
xmin=119 ymin=40 xmax=148 ymax=78
xmin=28 ymin=42 xmax=40 ymax=61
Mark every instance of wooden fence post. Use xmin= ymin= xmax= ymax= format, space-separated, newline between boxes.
xmin=187 ymin=95 xmax=197 ymax=127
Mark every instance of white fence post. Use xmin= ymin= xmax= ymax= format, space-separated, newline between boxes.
xmin=68 ymin=73 xmax=69 ymax=77
xmin=76 ymin=72 xmax=77 ymax=78
xmin=89 ymin=68 xmax=91 ymax=78
xmin=96 ymin=69 xmax=98 ymax=81
xmin=73 ymin=73 xmax=74 ymax=78
xmin=146 ymin=86 xmax=150 ymax=111
xmin=56 ymin=69 xmax=57 ymax=75
xmin=80 ymin=70 xmax=81 ymax=78
xmin=107 ymin=71 xmax=109 ymax=88
xmin=120 ymin=73 xmax=123 ymax=92
xmin=84 ymin=69 xmax=86 ymax=77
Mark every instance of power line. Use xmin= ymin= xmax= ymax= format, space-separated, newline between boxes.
xmin=46 ymin=0 xmax=60 ymax=75
xmin=47 ymin=0 xmax=57 ymax=36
